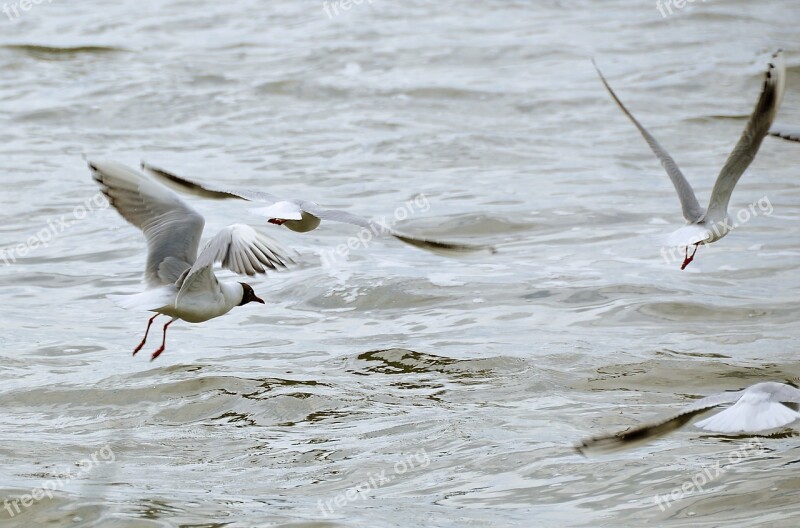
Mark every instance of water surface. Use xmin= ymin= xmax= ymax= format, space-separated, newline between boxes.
xmin=1 ymin=1 xmax=800 ymax=526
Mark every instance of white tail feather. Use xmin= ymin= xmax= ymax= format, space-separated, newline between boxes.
xmin=661 ymin=224 xmax=711 ymax=248
xmin=108 ymin=286 xmax=176 ymax=312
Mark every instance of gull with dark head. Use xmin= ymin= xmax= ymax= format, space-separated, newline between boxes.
xmin=139 ymin=162 xmax=488 ymax=255
xmin=594 ymin=51 xmax=785 ymax=269
xmin=90 ymin=160 xmax=292 ymax=360
xmin=577 ymin=381 xmax=800 ymax=454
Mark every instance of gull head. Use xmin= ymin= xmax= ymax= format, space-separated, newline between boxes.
xmin=238 ymin=283 xmax=265 ymax=306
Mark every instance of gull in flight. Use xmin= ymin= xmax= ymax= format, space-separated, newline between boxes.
xmin=90 ymin=160 xmax=292 ymax=360
xmin=139 ymin=162 xmax=488 ymax=255
xmin=577 ymin=381 xmax=800 ymax=454
xmin=594 ymin=51 xmax=785 ymax=269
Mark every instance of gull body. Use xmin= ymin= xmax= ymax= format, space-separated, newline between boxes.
xmin=577 ymin=381 xmax=800 ymax=454
xmin=90 ymin=160 xmax=291 ymax=360
xmin=594 ymin=51 xmax=785 ymax=269
xmin=112 ymin=275 xmax=260 ymax=324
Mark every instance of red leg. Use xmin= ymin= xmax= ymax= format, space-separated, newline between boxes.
xmin=150 ymin=318 xmax=177 ymax=361
xmin=133 ymin=314 xmax=160 ymax=356
xmin=268 ymin=218 xmax=287 ymax=225
xmin=680 ymin=243 xmax=701 ymax=270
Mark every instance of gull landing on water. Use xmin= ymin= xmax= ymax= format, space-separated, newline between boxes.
xmin=594 ymin=51 xmax=785 ymax=269
xmin=90 ymin=160 xmax=292 ymax=360
xmin=139 ymin=162 xmax=490 ymax=255
xmin=577 ymin=381 xmax=800 ymax=454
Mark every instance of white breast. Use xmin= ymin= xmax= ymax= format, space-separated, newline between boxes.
xmin=173 ymin=281 xmax=242 ymax=323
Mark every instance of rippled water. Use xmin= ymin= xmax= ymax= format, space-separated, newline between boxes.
xmin=1 ymin=1 xmax=800 ymax=526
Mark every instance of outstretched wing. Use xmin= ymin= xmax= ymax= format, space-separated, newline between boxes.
xmin=695 ymin=399 xmax=800 ymax=433
xmin=176 ymin=224 xmax=291 ymax=307
xmin=576 ymin=390 xmax=743 ymax=454
xmin=593 ymin=59 xmax=705 ymax=223
xmin=143 ymin=163 xmax=489 ymax=253
xmin=298 ymin=201 xmax=391 ymax=233
xmin=300 ymin=201 xmax=488 ymax=253
xmin=141 ymin=162 xmax=283 ymax=204
xmin=707 ymin=51 xmax=786 ymax=218
xmin=89 ymin=160 xmax=204 ymax=287
xmin=188 ymin=223 xmax=292 ymax=278
xmin=695 ymin=382 xmax=800 ymax=433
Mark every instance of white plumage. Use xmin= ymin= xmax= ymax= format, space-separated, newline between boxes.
xmin=90 ymin=160 xmax=292 ymax=360
xmin=578 ymin=382 xmax=800 ymax=454
xmin=595 ymin=51 xmax=785 ymax=269
xmin=139 ymin=161 xmax=486 ymax=253
xmin=694 ymin=385 xmax=800 ymax=433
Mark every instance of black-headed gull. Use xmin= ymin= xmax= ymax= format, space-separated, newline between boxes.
xmin=139 ymin=162 xmax=487 ymax=254
xmin=577 ymin=381 xmax=800 ymax=454
xmin=769 ymin=125 xmax=800 ymax=142
xmin=90 ymin=160 xmax=292 ymax=360
xmin=594 ymin=51 xmax=785 ymax=269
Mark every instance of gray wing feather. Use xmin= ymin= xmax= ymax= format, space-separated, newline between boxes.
xmin=141 ymin=162 xmax=283 ymax=204
xmin=593 ymin=60 xmax=705 ymax=223
xmin=707 ymin=51 xmax=786 ymax=217
xmin=185 ymin=224 xmax=291 ymax=281
xmin=300 ymin=202 xmax=487 ymax=252
xmin=143 ymin=164 xmax=488 ymax=253
xmin=299 ymin=202 xmax=389 ymax=232
xmin=89 ymin=160 xmax=204 ymax=287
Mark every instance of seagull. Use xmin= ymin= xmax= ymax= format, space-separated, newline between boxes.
xmin=576 ymin=381 xmax=800 ymax=454
xmin=139 ymin=162 xmax=488 ymax=255
xmin=594 ymin=51 xmax=785 ymax=269
xmin=90 ymin=160 xmax=292 ymax=360
xmin=769 ymin=125 xmax=800 ymax=142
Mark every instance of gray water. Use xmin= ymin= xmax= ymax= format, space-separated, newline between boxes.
xmin=1 ymin=1 xmax=800 ymax=526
